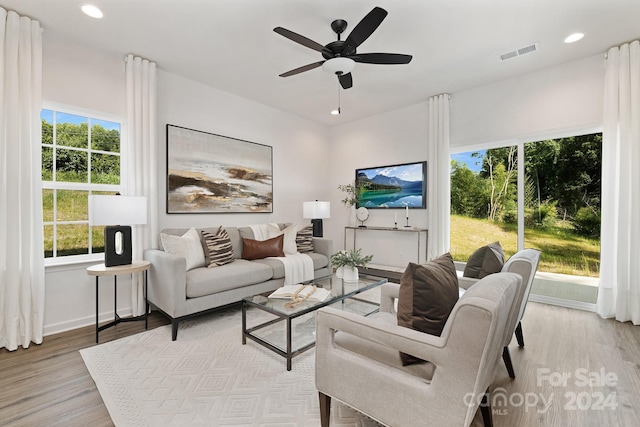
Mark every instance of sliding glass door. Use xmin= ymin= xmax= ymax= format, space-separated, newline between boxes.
xmin=450 ymin=133 xmax=602 ymax=307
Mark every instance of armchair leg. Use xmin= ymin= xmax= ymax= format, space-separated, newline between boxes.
xmin=480 ymin=388 xmax=493 ymax=427
xmin=502 ymin=346 xmax=516 ymax=378
xmin=515 ymin=321 xmax=525 ymax=347
xmin=319 ymin=392 xmax=331 ymax=427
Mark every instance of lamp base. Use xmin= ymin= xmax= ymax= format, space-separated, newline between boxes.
xmin=311 ymin=219 xmax=324 ymax=238
xmin=104 ymin=225 xmax=132 ymax=267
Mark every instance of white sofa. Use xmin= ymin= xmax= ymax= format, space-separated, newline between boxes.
xmin=144 ymin=224 xmax=332 ymax=340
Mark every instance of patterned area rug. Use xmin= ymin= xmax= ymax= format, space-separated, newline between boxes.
xmin=80 ymin=305 xmax=382 ymax=427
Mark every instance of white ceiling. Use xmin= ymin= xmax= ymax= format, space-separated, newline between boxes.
xmin=3 ymin=0 xmax=640 ymax=126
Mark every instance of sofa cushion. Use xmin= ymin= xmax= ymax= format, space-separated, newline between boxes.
xmin=242 ymin=235 xmax=285 ymax=260
xmin=160 ymin=227 xmax=205 ymax=271
xmin=463 ymin=241 xmax=504 ymax=279
xmin=185 ymin=259 xmax=274 ymax=298
xmin=397 ymin=253 xmax=459 ymax=365
xmin=201 ymin=227 xmax=235 ymax=268
xmin=296 ymin=224 xmax=314 ymax=253
xmin=252 ymin=252 xmax=329 ymax=279
xmin=267 ymin=223 xmax=298 ymax=254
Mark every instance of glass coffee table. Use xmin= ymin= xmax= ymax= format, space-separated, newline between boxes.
xmin=242 ymin=273 xmax=387 ymax=370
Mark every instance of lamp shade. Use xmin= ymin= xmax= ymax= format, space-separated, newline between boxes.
xmin=89 ymin=195 xmax=147 ymax=226
xmin=303 ymin=201 xmax=330 ymax=219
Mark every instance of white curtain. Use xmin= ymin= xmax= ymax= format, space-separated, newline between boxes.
xmin=0 ymin=8 xmax=45 ymax=350
xmin=427 ymin=94 xmax=451 ymax=260
xmin=597 ymin=40 xmax=640 ymax=325
xmin=125 ymin=54 xmax=158 ymax=316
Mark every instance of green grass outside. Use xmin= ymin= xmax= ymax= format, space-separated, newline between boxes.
xmin=450 ymin=214 xmax=600 ymax=277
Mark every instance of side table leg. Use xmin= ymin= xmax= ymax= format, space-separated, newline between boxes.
xmin=241 ymin=301 xmax=247 ymax=345
xmin=144 ymin=270 xmax=149 ymax=330
xmin=95 ymin=277 xmax=99 ymax=343
xmin=114 ymin=275 xmax=118 ymax=322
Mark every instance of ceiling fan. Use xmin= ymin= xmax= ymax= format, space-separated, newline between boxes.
xmin=274 ymin=7 xmax=412 ymax=89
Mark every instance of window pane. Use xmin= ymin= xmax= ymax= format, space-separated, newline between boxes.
xmin=56 ymin=190 xmax=88 ymax=221
xmin=55 ymin=148 xmax=88 ymax=182
xmin=524 ymin=135 xmax=601 ymax=278
xmin=42 ymin=146 xmax=53 ymax=181
xmin=91 ymin=120 xmax=120 ymax=153
xmin=44 ymin=225 xmax=54 ymax=258
xmin=56 ymin=224 xmax=89 ymax=256
xmin=450 ymin=147 xmax=518 ymax=261
xmin=41 ymin=109 xmax=53 ymax=145
xmin=56 ymin=113 xmax=88 ymax=148
xmin=91 ymin=153 xmax=120 ymax=184
xmin=43 ymin=189 xmax=54 ymax=222
xmin=92 ymin=226 xmax=105 ymax=254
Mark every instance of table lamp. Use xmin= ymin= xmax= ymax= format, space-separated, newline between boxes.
xmin=89 ymin=195 xmax=147 ymax=267
xmin=303 ymin=200 xmax=330 ymax=237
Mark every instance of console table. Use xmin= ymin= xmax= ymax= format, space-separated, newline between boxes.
xmin=86 ymin=260 xmax=150 ymax=343
xmin=344 ymin=226 xmax=428 ymax=279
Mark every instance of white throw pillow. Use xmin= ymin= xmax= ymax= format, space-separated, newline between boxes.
xmin=160 ymin=227 xmax=205 ymax=270
xmin=267 ymin=223 xmax=298 ymax=255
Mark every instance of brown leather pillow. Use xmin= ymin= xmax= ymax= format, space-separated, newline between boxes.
xmin=397 ymin=253 xmax=459 ymax=365
xmin=241 ymin=234 xmax=285 ymax=260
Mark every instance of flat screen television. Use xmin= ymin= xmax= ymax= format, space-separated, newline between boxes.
xmin=355 ymin=161 xmax=427 ymax=209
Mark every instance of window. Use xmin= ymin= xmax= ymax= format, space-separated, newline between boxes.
xmin=41 ymin=107 xmax=123 ymax=261
xmin=450 ymin=132 xmax=602 ymax=305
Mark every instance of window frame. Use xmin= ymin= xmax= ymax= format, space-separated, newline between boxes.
xmin=42 ymin=102 xmax=126 ymax=266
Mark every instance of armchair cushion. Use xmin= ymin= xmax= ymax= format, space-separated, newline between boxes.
xmin=463 ymin=241 xmax=504 ymax=279
xmin=397 ymin=253 xmax=459 ymax=365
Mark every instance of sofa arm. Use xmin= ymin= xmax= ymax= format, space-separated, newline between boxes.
xmin=312 ymin=237 xmax=333 ymax=261
xmin=143 ymin=248 xmax=186 ymax=317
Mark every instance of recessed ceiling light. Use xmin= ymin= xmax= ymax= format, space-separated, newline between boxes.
xmin=81 ymin=4 xmax=104 ymax=19
xmin=564 ymin=33 xmax=584 ymax=44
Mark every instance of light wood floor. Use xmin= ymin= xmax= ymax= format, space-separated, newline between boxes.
xmin=1 ymin=303 xmax=639 ymax=427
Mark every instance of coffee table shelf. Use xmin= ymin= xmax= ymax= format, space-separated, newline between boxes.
xmin=242 ymin=274 xmax=387 ymax=371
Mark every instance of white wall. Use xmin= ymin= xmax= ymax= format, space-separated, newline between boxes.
xmin=42 ymin=34 xmax=330 ymax=335
xmin=450 ymin=54 xmax=604 ymax=151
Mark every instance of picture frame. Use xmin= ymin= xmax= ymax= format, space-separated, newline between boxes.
xmin=355 ymin=161 xmax=427 ymax=209
xmin=166 ymin=124 xmax=273 ymax=213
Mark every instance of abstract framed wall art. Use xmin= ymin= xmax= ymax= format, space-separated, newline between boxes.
xmin=166 ymin=124 xmax=273 ymax=213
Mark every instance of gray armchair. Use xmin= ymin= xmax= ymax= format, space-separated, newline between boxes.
xmin=459 ymin=248 xmax=541 ymax=378
xmin=315 ymin=272 xmax=521 ymax=427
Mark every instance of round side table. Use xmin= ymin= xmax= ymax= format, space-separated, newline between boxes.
xmin=86 ymin=260 xmax=151 ymax=343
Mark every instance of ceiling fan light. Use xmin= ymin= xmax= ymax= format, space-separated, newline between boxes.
xmin=322 ymin=57 xmax=356 ymax=75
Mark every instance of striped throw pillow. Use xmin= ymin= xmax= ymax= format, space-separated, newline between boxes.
xmin=296 ymin=224 xmax=314 ymax=253
xmin=201 ymin=227 xmax=235 ymax=268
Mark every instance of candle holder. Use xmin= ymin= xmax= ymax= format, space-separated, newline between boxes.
xmin=404 ymin=217 xmax=411 ymax=228
xmin=393 ymin=221 xmax=398 ymax=230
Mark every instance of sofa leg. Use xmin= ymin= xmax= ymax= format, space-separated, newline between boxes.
xmin=172 ymin=320 xmax=179 ymax=341
xmin=480 ymin=388 xmax=493 ymax=427
xmin=319 ymin=392 xmax=331 ymax=427
xmin=515 ymin=321 xmax=525 ymax=347
xmin=502 ymin=346 xmax=516 ymax=378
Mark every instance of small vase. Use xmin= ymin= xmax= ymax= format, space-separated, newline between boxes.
xmin=335 ymin=266 xmax=344 ymax=278
xmin=342 ymin=266 xmax=359 ymax=282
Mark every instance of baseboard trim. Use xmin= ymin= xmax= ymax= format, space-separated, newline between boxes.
xmin=529 ymin=294 xmax=596 ymax=312
xmin=44 ymin=307 xmax=134 ymax=337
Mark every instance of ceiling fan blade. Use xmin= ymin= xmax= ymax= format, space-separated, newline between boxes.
xmin=342 ymin=7 xmax=388 ymax=56
xmin=279 ymin=61 xmax=325 ymax=77
xmin=338 ymin=72 xmax=353 ymax=89
xmin=273 ymin=27 xmax=325 ymax=53
xmin=352 ymin=53 xmax=413 ymax=65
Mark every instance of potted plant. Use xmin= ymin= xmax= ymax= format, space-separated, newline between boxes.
xmin=338 ymin=182 xmax=359 ymax=207
xmin=330 ymin=248 xmax=373 ymax=282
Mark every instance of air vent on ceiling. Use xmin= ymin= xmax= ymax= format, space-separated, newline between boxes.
xmin=499 ymin=42 xmax=539 ymax=62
